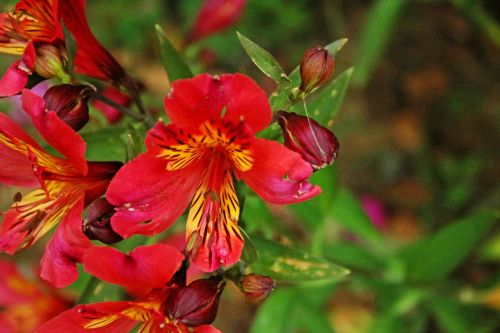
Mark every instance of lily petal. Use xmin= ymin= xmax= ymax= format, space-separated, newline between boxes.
xmin=83 ymin=244 xmax=184 ymax=289
xmin=107 ymin=153 xmax=202 ymax=237
xmin=164 ymin=73 xmax=271 ymax=133
xmin=22 ymin=89 xmax=88 ymax=175
xmin=40 ymin=196 xmax=91 ymax=288
xmin=241 ymin=139 xmax=321 ymax=204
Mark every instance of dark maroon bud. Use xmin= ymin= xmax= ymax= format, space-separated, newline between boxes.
xmin=299 ymin=46 xmax=335 ymax=93
xmin=34 ymin=44 xmax=69 ymax=80
xmin=240 ymin=273 xmax=275 ymax=304
xmin=44 ymin=84 xmax=95 ymax=131
xmin=277 ymin=111 xmax=339 ymax=171
xmin=165 ymin=276 xmax=225 ymax=327
xmin=82 ymin=197 xmax=123 ymax=244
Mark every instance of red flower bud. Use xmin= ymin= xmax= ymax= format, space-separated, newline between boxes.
xmin=34 ymin=44 xmax=69 ymax=80
xmin=277 ymin=111 xmax=339 ymax=170
xmin=240 ymin=273 xmax=275 ymax=304
xmin=82 ymin=197 xmax=123 ymax=244
xmin=165 ymin=276 xmax=225 ymax=327
xmin=43 ymin=84 xmax=95 ymax=131
xmin=299 ymin=46 xmax=335 ymax=93
xmin=187 ymin=0 xmax=246 ymax=43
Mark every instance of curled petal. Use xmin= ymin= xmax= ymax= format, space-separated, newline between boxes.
xmin=0 ymin=43 xmax=35 ymax=97
xmin=83 ymin=244 xmax=184 ymax=289
xmin=164 ymin=73 xmax=271 ymax=133
xmin=40 ymin=197 xmax=91 ymax=288
xmin=240 ymin=139 xmax=321 ymax=204
xmin=21 ymin=89 xmax=88 ymax=175
xmin=106 ymin=153 xmax=202 ymax=237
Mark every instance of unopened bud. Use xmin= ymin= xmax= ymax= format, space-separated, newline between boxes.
xmin=299 ymin=46 xmax=334 ymax=93
xmin=82 ymin=197 xmax=123 ymax=244
xmin=44 ymin=84 xmax=94 ymax=131
xmin=240 ymin=273 xmax=275 ymax=304
xmin=165 ymin=276 xmax=225 ymax=327
xmin=34 ymin=44 xmax=69 ymax=80
xmin=277 ymin=111 xmax=339 ymax=170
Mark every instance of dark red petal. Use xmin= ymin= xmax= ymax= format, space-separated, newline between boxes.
xmin=83 ymin=244 xmax=184 ymax=289
xmin=21 ymin=89 xmax=88 ymax=175
xmin=106 ymin=153 xmax=202 ymax=237
xmin=164 ymin=73 xmax=271 ymax=133
xmin=0 ymin=113 xmax=40 ymax=187
xmin=240 ymin=139 xmax=321 ymax=204
xmin=36 ymin=302 xmax=137 ymax=333
xmin=60 ymin=0 xmax=126 ymax=83
xmin=40 ymin=197 xmax=91 ymax=288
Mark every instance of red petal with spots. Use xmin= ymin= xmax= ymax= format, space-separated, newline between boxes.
xmin=0 ymin=43 xmax=35 ymax=97
xmin=240 ymin=139 xmax=321 ymax=204
xmin=36 ymin=302 xmax=137 ymax=333
xmin=106 ymin=153 xmax=203 ymax=237
xmin=164 ymin=73 xmax=271 ymax=134
xmin=83 ymin=244 xmax=184 ymax=289
xmin=40 ymin=196 xmax=91 ymax=288
xmin=22 ymin=89 xmax=88 ymax=175
xmin=0 ymin=113 xmax=40 ymax=187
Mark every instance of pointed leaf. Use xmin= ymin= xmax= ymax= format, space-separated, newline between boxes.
xmin=250 ymin=237 xmax=350 ymax=283
xmin=399 ymin=210 xmax=498 ymax=282
xmin=155 ymin=24 xmax=192 ymax=82
xmin=237 ymin=31 xmax=287 ymax=84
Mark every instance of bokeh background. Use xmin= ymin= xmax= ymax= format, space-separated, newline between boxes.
xmin=1 ymin=1 xmax=499 ymax=332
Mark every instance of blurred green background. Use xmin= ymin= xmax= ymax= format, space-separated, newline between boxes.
xmin=1 ymin=0 xmax=499 ymax=332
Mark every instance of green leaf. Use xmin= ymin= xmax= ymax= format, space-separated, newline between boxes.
xmin=427 ymin=297 xmax=475 ymax=333
xmin=81 ymin=127 xmax=127 ymax=162
xmin=155 ymin=24 xmax=192 ymax=82
xmin=290 ymin=67 xmax=353 ymax=128
xmin=251 ymin=288 xmax=298 ymax=333
xmin=237 ymin=31 xmax=287 ymax=83
xmin=353 ymin=0 xmax=406 ymax=87
xmin=326 ymin=242 xmax=383 ymax=272
xmin=122 ymin=123 xmax=146 ymax=161
xmin=250 ymin=237 xmax=350 ymax=283
xmin=62 ymin=23 xmax=77 ymax=77
xmin=399 ymin=210 xmax=498 ymax=283
xmin=329 ymin=187 xmax=384 ymax=245
xmin=240 ymin=228 xmax=258 ymax=265
xmin=294 ymin=301 xmax=335 ymax=333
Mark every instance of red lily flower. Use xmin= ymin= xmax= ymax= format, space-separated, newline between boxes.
xmin=187 ymin=0 xmax=246 ymax=44
xmin=60 ymin=0 xmax=127 ymax=85
xmin=106 ymin=73 xmax=320 ymax=272
xmin=37 ymin=244 xmax=222 ymax=333
xmin=0 ymin=89 xmax=121 ymax=287
xmin=0 ymin=0 xmax=63 ymax=96
xmin=0 ymin=260 xmax=72 ymax=332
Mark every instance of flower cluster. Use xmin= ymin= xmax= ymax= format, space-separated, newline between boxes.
xmin=0 ymin=1 xmax=341 ymax=332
